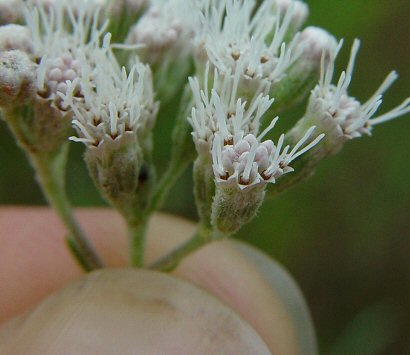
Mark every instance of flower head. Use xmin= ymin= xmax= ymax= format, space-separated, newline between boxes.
xmin=310 ymin=39 xmax=410 ymax=139
xmin=188 ymin=62 xmax=273 ymax=156
xmin=189 ymin=63 xmax=324 ymax=191
xmin=60 ymin=35 xmax=158 ymax=150
xmin=195 ymin=0 xmax=302 ymax=89
xmin=212 ymin=127 xmax=323 ymax=191
xmin=24 ymin=0 xmax=107 ymax=109
xmin=126 ymin=0 xmax=195 ymax=65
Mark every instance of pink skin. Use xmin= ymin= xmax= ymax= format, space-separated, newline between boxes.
xmin=0 ymin=207 xmax=299 ymax=354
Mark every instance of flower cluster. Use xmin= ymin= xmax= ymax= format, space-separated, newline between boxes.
xmin=60 ymin=36 xmax=157 ymax=150
xmin=188 ymin=63 xmax=273 ymax=154
xmin=212 ymin=127 xmax=322 ymax=190
xmin=195 ymin=0 xmax=304 ymax=86
xmin=24 ymin=0 xmax=107 ymax=109
xmin=188 ymin=63 xmax=323 ymax=192
xmin=0 ymin=0 xmax=409 ymax=270
xmin=309 ymin=39 xmax=410 ymax=140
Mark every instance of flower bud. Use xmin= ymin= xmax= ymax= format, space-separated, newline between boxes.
xmin=0 ymin=0 xmax=23 ymax=25
xmin=126 ymin=0 xmax=195 ymax=101
xmin=0 ymin=24 xmax=33 ymax=53
xmin=269 ymin=27 xmax=338 ymax=113
xmin=273 ymin=0 xmax=309 ymax=33
xmin=0 ymin=50 xmax=36 ymax=107
xmin=126 ymin=1 xmax=193 ymax=66
xmin=297 ymin=26 xmax=338 ymax=63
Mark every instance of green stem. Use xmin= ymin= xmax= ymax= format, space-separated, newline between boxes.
xmin=147 ymin=83 xmax=196 ymax=213
xmin=128 ymin=216 xmax=148 ymax=268
xmin=148 ymin=157 xmax=191 ymax=214
xmin=149 ymin=226 xmax=223 ymax=271
xmin=30 ymin=145 xmax=104 ymax=271
xmin=2 ymin=106 xmax=104 ymax=270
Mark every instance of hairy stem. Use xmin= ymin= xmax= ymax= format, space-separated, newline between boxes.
xmin=128 ymin=216 xmax=148 ymax=268
xmin=149 ymin=226 xmax=224 ymax=271
xmin=30 ymin=145 xmax=104 ymax=271
xmin=148 ymin=83 xmax=196 ymax=213
xmin=148 ymin=156 xmax=192 ymax=214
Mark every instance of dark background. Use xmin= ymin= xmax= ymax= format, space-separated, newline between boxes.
xmin=1 ymin=1 xmax=409 ymax=354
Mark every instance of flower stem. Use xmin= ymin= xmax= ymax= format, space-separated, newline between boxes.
xmin=2 ymin=106 xmax=104 ymax=270
xmin=149 ymin=226 xmax=224 ymax=271
xmin=30 ymin=144 xmax=104 ymax=271
xmin=148 ymin=156 xmax=191 ymax=213
xmin=128 ymin=216 xmax=148 ymax=267
xmin=147 ymin=83 xmax=196 ymax=213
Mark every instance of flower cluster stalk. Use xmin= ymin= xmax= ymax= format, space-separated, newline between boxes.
xmin=150 ymin=225 xmax=223 ymax=271
xmin=3 ymin=107 xmax=103 ymax=270
xmin=1 ymin=0 xmax=409 ymax=272
xmin=30 ymin=147 xmax=104 ymax=270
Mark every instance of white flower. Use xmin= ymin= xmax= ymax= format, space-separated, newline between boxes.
xmin=24 ymin=0 xmax=107 ymax=107
xmin=60 ymin=35 xmax=158 ymax=148
xmin=212 ymin=127 xmax=323 ymax=190
xmin=188 ymin=62 xmax=273 ymax=155
xmin=126 ymin=0 xmax=195 ymax=65
xmin=311 ymin=39 xmax=410 ymax=139
xmin=195 ymin=0 xmax=302 ymax=87
xmin=189 ymin=62 xmax=324 ymax=190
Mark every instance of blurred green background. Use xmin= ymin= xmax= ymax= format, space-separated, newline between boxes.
xmin=1 ymin=0 xmax=409 ymax=354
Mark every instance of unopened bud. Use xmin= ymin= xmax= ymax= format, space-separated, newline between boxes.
xmin=274 ymin=0 xmax=309 ymax=32
xmin=297 ymin=26 xmax=338 ymax=63
xmin=126 ymin=0 xmax=194 ymax=101
xmin=0 ymin=0 xmax=23 ymax=25
xmin=126 ymin=5 xmax=185 ymax=65
xmin=0 ymin=25 xmax=33 ymax=53
xmin=0 ymin=50 xmax=36 ymax=107
xmin=269 ymin=27 xmax=338 ymax=113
